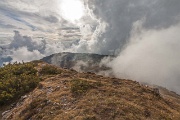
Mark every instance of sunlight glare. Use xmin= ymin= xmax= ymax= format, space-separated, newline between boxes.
xmin=60 ymin=0 xmax=85 ymax=22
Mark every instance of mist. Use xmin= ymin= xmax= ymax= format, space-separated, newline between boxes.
xmin=109 ymin=20 xmax=180 ymax=93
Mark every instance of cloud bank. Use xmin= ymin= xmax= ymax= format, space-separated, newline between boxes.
xmin=110 ymin=20 xmax=180 ymax=93
xmin=86 ymin=0 xmax=180 ymax=54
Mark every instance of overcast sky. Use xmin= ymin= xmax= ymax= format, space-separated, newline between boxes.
xmin=0 ymin=0 xmax=89 ymax=40
xmin=1 ymin=0 xmax=179 ymax=52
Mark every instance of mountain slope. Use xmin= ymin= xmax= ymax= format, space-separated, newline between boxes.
xmin=1 ymin=61 xmax=180 ymax=120
xmin=41 ymin=52 xmax=113 ymax=73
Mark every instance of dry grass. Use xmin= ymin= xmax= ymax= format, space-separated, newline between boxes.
xmin=2 ymin=62 xmax=180 ymax=120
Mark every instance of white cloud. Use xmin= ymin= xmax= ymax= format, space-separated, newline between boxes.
xmin=11 ymin=47 xmax=44 ymax=62
xmin=110 ymin=21 xmax=180 ymax=94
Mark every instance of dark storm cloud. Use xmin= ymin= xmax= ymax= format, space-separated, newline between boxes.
xmin=87 ymin=0 xmax=180 ymax=54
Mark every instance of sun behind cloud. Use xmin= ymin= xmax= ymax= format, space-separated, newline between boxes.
xmin=60 ymin=0 xmax=85 ymax=22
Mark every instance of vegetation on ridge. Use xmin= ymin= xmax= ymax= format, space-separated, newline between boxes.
xmin=40 ymin=65 xmax=62 ymax=75
xmin=0 ymin=62 xmax=40 ymax=105
xmin=70 ymin=79 xmax=102 ymax=96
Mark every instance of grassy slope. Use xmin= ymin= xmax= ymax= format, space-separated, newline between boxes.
xmin=1 ymin=62 xmax=180 ymax=120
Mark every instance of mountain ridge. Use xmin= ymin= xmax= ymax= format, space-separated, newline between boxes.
xmin=41 ymin=52 xmax=114 ymax=74
xmin=1 ymin=61 xmax=180 ymax=120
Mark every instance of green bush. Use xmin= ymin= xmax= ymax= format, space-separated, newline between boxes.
xmin=70 ymin=79 xmax=92 ymax=95
xmin=39 ymin=65 xmax=61 ymax=75
xmin=0 ymin=62 xmax=40 ymax=105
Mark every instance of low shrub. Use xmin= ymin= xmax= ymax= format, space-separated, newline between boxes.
xmin=39 ymin=65 xmax=61 ymax=75
xmin=70 ymin=79 xmax=92 ymax=96
xmin=0 ymin=62 xmax=40 ymax=105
